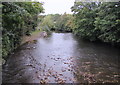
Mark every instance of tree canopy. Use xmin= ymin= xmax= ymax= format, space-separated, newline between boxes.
xmin=71 ymin=2 xmax=120 ymax=45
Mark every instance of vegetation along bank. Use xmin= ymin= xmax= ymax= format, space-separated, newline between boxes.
xmin=2 ymin=2 xmax=120 ymax=60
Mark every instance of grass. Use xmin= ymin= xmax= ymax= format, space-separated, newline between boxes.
xmin=31 ymin=29 xmax=41 ymax=35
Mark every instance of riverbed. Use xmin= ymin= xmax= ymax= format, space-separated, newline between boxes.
xmin=2 ymin=33 xmax=120 ymax=83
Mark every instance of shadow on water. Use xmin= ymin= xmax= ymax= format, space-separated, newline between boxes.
xmin=2 ymin=33 xmax=120 ymax=83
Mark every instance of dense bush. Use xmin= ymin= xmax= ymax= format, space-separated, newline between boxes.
xmin=71 ymin=2 xmax=120 ymax=45
xmin=2 ymin=2 xmax=44 ymax=58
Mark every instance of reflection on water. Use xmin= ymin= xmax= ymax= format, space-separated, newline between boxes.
xmin=2 ymin=33 xmax=120 ymax=83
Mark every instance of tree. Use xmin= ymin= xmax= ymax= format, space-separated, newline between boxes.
xmin=71 ymin=2 xmax=98 ymax=41
xmin=2 ymin=2 xmax=44 ymax=58
xmin=40 ymin=14 xmax=54 ymax=32
xmin=39 ymin=13 xmax=74 ymax=32
xmin=94 ymin=2 xmax=120 ymax=44
xmin=71 ymin=2 xmax=120 ymax=46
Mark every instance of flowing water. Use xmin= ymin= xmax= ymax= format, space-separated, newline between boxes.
xmin=2 ymin=33 xmax=120 ymax=83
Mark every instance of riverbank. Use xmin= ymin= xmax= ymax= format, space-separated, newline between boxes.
xmin=21 ymin=30 xmax=44 ymax=45
xmin=21 ymin=30 xmax=41 ymax=44
xmin=2 ymin=30 xmax=46 ymax=65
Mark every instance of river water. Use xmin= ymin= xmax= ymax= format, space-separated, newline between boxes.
xmin=2 ymin=33 xmax=120 ymax=83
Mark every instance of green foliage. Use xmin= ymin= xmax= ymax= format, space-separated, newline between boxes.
xmin=71 ymin=2 xmax=120 ymax=45
xmin=40 ymin=15 xmax=54 ymax=32
xmin=40 ymin=13 xmax=75 ymax=32
xmin=95 ymin=2 xmax=120 ymax=44
xmin=55 ymin=13 xmax=74 ymax=32
xmin=2 ymin=2 xmax=44 ymax=58
xmin=71 ymin=2 xmax=98 ymax=41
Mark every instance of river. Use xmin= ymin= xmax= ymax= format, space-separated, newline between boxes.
xmin=2 ymin=33 xmax=120 ymax=83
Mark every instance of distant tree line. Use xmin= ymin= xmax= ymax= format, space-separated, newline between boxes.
xmin=39 ymin=13 xmax=75 ymax=32
xmin=71 ymin=2 xmax=120 ymax=46
xmin=2 ymin=2 xmax=44 ymax=58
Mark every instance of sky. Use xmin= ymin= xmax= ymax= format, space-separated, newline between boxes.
xmin=39 ymin=0 xmax=75 ymax=15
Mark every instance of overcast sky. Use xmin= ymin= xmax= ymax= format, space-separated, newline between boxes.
xmin=39 ymin=0 xmax=75 ymax=15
